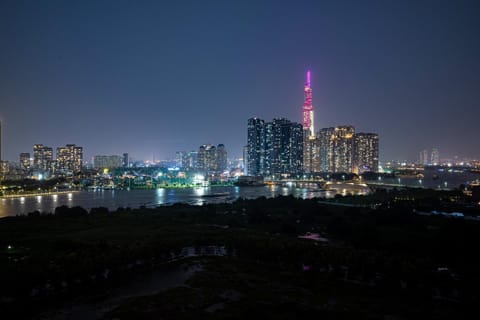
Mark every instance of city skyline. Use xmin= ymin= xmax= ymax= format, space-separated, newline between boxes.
xmin=1 ymin=1 xmax=479 ymax=162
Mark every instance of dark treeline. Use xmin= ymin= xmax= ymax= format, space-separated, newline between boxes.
xmin=0 ymin=195 xmax=479 ymax=319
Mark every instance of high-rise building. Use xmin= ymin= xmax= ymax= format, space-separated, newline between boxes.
xmin=431 ymin=148 xmax=439 ymax=165
xmin=247 ymin=118 xmax=265 ymax=176
xmin=301 ymin=70 xmax=319 ymax=174
xmin=182 ymin=151 xmax=198 ymax=171
xmin=316 ymin=126 xmax=356 ymax=173
xmin=216 ymin=144 xmax=227 ymax=173
xmin=317 ymin=127 xmax=335 ymax=172
xmin=93 ymin=155 xmax=123 ymax=169
xmin=302 ymin=70 xmax=314 ymax=137
xmin=419 ymin=149 xmax=429 ymax=165
xmin=330 ymin=126 xmax=355 ymax=173
xmin=354 ymin=133 xmax=379 ymax=173
xmin=270 ymin=118 xmax=304 ymax=177
xmin=175 ymin=151 xmax=185 ymax=168
xmin=33 ymin=144 xmax=53 ymax=172
xmin=243 ymin=145 xmax=249 ymax=175
xmin=122 ymin=153 xmax=129 ymax=167
xmin=20 ymin=153 xmax=31 ymax=171
xmin=247 ymin=117 xmax=303 ymax=178
xmin=195 ymin=144 xmax=227 ymax=176
xmin=56 ymin=144 xmax=83 ymax=173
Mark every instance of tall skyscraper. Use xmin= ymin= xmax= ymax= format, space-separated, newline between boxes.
xmin=431 ymin=148 xmax=439 ymax=165
xmin=302 ymin=70 xmax=314 ymax=137
xmin=247 ymin=118 xmax=265 ymax=176
xmin=216 ymin=144 xmax=228 ymax=173
xmin=247 ymin=117 xmax=303 ymax=178
xmin=122 ymin=153 xmax=129 ymax=167
xmin=301 ymin=70 xmax=319 ymax=174
xmin=317 ymin=126 xmax=356 ymax=173
xmin=33 ymin=144 xmax=53 ymax=172
xmin=243 ymin=145 xmax=249 ymax=175
xmin=331 ymin=126 xmax=355 ymax=173
xmin=419 ymin=149 xmax=429 ymax=165
xmin=56 ymin=144 xmax=83 ymax=173
xmin=270 ymin=118 xmax=304 ymax=177
xmin=197 ymin=144 xmax=226 ymax=176
xmin=317 ymin=127 xmax=335 ymax=172
xmin=354 ymin=133 xmax=379 ymax=173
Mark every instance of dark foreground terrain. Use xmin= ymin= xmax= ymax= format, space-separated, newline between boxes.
xmin=1 ymin=193 xmax=479 ymax=319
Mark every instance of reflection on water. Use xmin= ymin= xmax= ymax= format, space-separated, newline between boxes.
xmin=0 ymin=185 xmax=336 ymax=218
xmin=2 ymin=169 xmax=476 ymax=218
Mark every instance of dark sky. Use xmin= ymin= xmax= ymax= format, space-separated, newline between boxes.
xmin=1 ymin=0 xmax=479 ymax=163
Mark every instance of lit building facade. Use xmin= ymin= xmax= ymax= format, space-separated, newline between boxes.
xmin=317 ymin=127 xmax=335 ymax=172
xmin=247 ymin=118 xmax=265 ymax=176
xmin=20 ymin=152 xmax=31 ymax=171
xmin=182 ymin=151 xmax=198 ymax=171
xmin=330 ymin=126 xmax=355 ymax=173
xmin=316 ymin=126 xmax=356 ymax=173
xmin=93 ymin=155 xmax=123 ymax=169
xmin=302 ymin=70 xmax=314 ymax=137
xmin=197 ymin=144 xmax=227 ymax=176
xmin=247 ymin=117 xmax=304 ymax=178
xmin=33 ymin=144 xmax=53 ymax=172
xmin=354 ymin=133 xmax=379 ymax=173
xmin=56 ymin=144 xmax=83 ymax=173
xmin=301 ymin=70 xmax=319 ymax=174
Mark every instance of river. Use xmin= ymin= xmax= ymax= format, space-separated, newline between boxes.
xmin=0 ymin=185 xmax=336 ymax=218
xmin=1 ymin=169 xmax=478 ymax=218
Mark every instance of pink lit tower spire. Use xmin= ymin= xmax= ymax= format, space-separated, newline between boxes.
xmin=302 ymin=70 xmax=314 ymax=137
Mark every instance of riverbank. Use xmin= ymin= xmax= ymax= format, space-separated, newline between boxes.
xmin=0 ymin=189 xmax=80 ymax=199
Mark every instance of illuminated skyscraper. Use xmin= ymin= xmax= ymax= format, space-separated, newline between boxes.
xmin=56 ymin=144 xmax=83 ymax=173
xmin=197 ymin=144 xmax=226 ymax=176
xmin=317 ymin=126 xmax=355 ymax=173
xmin=302 ymin=71 xmax=319 ymax=174
xmin=247 ymin=117 xmax=303 ymax=178
xmin=302 ymin=70 xmax=314 ymax=137
xmin=331 ymin=126 xmax=355 ymax=173
xmin=354 ymin=133 xmax=379 ymax=173
xmin=33 ymin=144 xmax=53 ymax=172
xmin=317 ymin=127 xmax=335 ymax=172
xmin=247 ymin=118 xmax=265 ymax=176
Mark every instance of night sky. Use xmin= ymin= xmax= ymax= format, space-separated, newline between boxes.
xmin=1 ymin=0 xmax=479 ymax=163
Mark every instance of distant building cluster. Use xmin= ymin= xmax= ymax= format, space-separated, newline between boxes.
xmin=176 ymin=144 xmax=228 ymax=177
xmin=245 ymin=71 xmax=379 ymax=178
xmin=419 ymin=148 xmax=440 ymax=165
xmin=246 ymin=120 xmax=378 ymax=178
xmin=17 ymin=143 xmax=84 ymax=178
